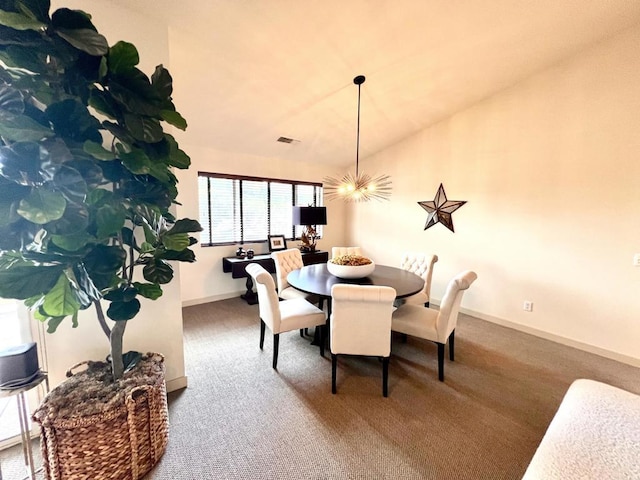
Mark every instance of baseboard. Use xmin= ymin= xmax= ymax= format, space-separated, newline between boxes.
xmin=452 ymin=304 xmax=640 ymax=368
xmin=182 ymin=291 xmax=243 ymax=307
xmin=166 ymin=375 xmax=188 ymax=392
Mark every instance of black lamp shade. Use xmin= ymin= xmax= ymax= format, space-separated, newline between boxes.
xmin=292 ymin=206 xmax=327 ymax=226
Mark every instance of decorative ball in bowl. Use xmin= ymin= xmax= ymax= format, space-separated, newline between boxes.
xmin=327 ymin=255 xmax=375 ymax=279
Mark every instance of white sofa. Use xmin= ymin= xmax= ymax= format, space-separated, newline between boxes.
xmin=522 ymin=379 xmax=640 ymax=479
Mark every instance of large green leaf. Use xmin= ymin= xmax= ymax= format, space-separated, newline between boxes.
xmin=108 ymin=41 xmax=138 ymax=74
xmin=124 ymin=113 xmax=163 ymax=143
xmin=107 ymin=298 xmax=140 ymax=321
xmin=46 ymin=99 xmax=100 ymax=141
xmin=0 ymin=9 xmax=45 ymax=30
xmin=120 ymin=148 xmax=151 ymax=175
xmin=160 ymin=109 xmax=187 ymax=130
xmin=83 ymin=140 xmax=115 ymax=160
xmin=17 ymin=188 xmax=66 ymax=224
xmin=95 ymin=204 xmax=126 ymax=239
xmin=151 ymin=64 xmax=172 ymax=98
xmin=0 ymin=23 xmax=43 ymax=46
xmin=159 ymin=248 xmax=196 ymax=263
xmin=65 ymin=158 xmax=103 ymax=187
xmin=109 ymin=69 xmax=161 ymax=116
xmin=143 ymin=258 xmax=173 ymax=284
xmin=165 ymin=134 xmax=190 ymax=169
xmin=51 ymin=9 xmax=107 ymax=56
xmin=82 ymin=244 xmax=125 ymax=290
xmin=18 ymin=0 xmax=51 ymax=23
xmin=45 ymin=202 xmax=88 ymax=235
xmin=161 ymin=232 xmax=189 ymax=251
xmin=0 ymin=85 xmax=24 ymax=114
xmin=41 ymin=272 xmax=81 ymax=317
xmin=133 ymin=281 xmax=162 ymax=300
xmin=51 ymin=231 xmax=93 ymax=251
xmin=0 ymin=264 xmax=63 ymax=299
xmin=88 ymin=89 xmax=117 ymax=119
xmin=71 ymin=263 xmax=100 ymax=306
xmin=53 ymin=165 xmax=87 ymax=201
xmin=167 ymin=218 xmax=203 ymax=235
xmin=45 ymin=315 xmax=65 ymax=333
xmin=50 ymin=7 xmax=94 ymax=30
xmin=0 ymin=111 xmax=53 ymax=142
xmin=103 ymin=285 xmax=137 ymax=302
xmin=0 ymin=142 xmax=45 ymax=185
xmin=55 ymin=27 xmax=108 ymax=56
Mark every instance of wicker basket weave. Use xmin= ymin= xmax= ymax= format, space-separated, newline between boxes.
xmin=32 ymin=353 xmax=169 ymax=480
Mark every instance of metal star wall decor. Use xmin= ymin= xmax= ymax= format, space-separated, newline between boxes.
xmin=418 ymin=183 xmax=467 ymax=232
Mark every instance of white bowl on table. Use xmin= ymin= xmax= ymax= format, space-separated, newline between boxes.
xmin=327 ymin=260 xmax=375 ymax=279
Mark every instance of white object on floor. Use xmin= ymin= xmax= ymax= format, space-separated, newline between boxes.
xmin=522 ymin=378 xmax=640 ymax=479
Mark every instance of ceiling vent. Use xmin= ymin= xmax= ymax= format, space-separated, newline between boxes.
xmin=277 ymin=136 xmax=298 ymax=144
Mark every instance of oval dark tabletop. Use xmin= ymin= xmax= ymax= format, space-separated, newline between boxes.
xmin=287 ymin=263 xmax=424 ymax=299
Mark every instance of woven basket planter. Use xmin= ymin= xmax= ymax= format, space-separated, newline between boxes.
xmin=32 ymin=353 xmax=169 ymax=480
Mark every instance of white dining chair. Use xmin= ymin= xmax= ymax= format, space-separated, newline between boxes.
xmin=391 ymin=270 xmax=477 ymax=381
xmin=331 ymin=246 xmax=362 ymax=259
xmin=271 ymin=248 xmax=323 ymax=337
xmin=271 ymin=249 xmax=318 ymax=301
xmin=330 ymin=284 xmax=396 ymax=397
xmin=246 ymin=263 xmax=326 ymax=369
xmin=398 ymin=253 xmax=439 ymax=307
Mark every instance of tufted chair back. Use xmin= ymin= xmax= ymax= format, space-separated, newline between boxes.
xmin=246 ymin=263 xmax=282 ymax=333
xmin=435 ymin=270 xmax=477 ymax=342
xmin=330 ymin=284 xmax=396 ymax=357
xmin=332 ymin=246 xmax=362 ymax=259
xmin=271 ymin=248 xmax=304 ymax=296
xmin=400 ymin=252 xmax=439 ymax=306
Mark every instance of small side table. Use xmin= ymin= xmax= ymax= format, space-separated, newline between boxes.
xmin=0 ymin=372 xmax=48 ymax=480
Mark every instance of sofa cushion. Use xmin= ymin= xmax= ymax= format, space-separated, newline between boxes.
xmin=522 ymin=379 xmax=640 ymax=479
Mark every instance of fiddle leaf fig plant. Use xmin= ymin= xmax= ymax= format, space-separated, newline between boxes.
xmin=0 ymin=0 xmax=201 ymax=380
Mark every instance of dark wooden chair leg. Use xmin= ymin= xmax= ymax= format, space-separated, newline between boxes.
xmin=272 ymin=333 xmax=280 ymax=369
xmin=449 ymin=330 xmax=455 ymax=361
xmin=437 ymin=343 xmax=445 ymax=381
xmin=259 ymin=320 xmax=266 ymax=349
xmin=331 ymin=354 xmax=338 ymax=394
xmin=319 ymin=325 xmax=325 ymax=357
xmin=382 ymin=356 xmax=389 ymax=397
xmin=300 ymin=329 xmax=304 ymax=337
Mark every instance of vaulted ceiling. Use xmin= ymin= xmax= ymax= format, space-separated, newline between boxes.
xmin=112 ymin=0 xmax=640 ymax=168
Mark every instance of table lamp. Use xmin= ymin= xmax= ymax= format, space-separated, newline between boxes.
xmin=292 ymin=206 xmax=327 ymax=252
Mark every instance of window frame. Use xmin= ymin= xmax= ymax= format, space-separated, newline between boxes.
xmin=197 ymin=172 xmax=324 ymax=247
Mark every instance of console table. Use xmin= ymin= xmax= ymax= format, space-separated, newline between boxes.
xmin=222 ymin=250 xmax=329 ymax=304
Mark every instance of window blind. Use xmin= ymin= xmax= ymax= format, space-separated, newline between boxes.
xmin=197 ymin=173 xmax=323 ymax=247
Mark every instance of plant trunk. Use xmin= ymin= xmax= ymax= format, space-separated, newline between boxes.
xmin=110 ymin=320 xmax=127 ymax=380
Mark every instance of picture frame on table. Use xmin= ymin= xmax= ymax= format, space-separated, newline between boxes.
xmin=268 ymin=235 xmax=287 ymax=252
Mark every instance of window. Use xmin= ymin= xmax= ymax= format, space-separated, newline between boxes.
xmin=198 ymin=173 xmax=323 ymax=246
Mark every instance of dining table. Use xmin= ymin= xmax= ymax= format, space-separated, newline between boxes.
xmin=287 ymin=263 xmax=424 ymax=349
xmin=287 ymin=263 xmax=424 ymax=317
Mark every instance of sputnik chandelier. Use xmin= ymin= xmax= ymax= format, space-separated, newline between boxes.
xmin=324 ymin=75 xmax=392 ymax=202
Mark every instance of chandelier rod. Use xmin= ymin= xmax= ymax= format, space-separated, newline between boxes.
xmin=354 ymin=75 xmax=365 ymax=177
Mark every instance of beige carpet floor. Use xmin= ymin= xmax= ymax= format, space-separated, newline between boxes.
xmin=1 ymin=297 xmax=638 ymax=479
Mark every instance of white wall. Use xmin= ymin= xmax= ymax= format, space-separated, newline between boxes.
xmin=172 ymin=145 xmax=348 ymax=304
xmin=351 ymin=24 xmax=640 ymax=365
xmin=166 ymin=27 xmax=349 ymax=304
xmin=42 ymin=1 xmax=187 ymax=389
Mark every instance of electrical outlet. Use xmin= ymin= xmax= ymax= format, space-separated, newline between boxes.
xmin=634 ymin=254 xmax=640 ymax=267
xmin=523 ymin=301 xmax=533 ymax=312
